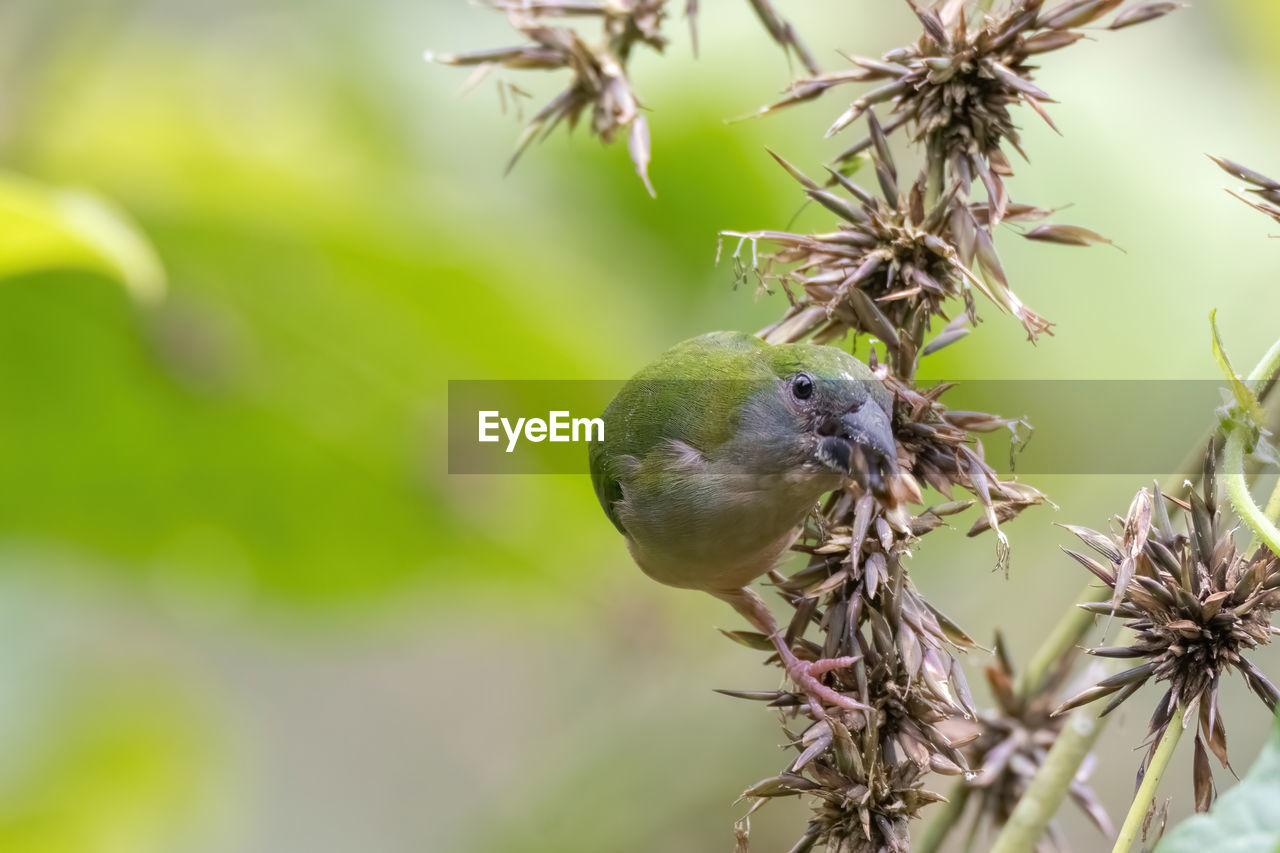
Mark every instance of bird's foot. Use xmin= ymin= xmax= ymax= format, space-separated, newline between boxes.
xmin=782 ymin=653 xmax=868 ymax=716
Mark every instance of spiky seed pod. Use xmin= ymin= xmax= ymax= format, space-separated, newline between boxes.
xmin=724 ymin=374 xmax=1050 ymax=851
xmin=947 ymin=634 xmax=1111 ymax=847
xmin=1054 ymin=455 xmax=1280 ymax=809
xmin=428 ymin=0 xmax=673 ymax=193
xmin=757 ymin=0 xmax=1177 ymax=214
xmin=726 ymin=142 xmax=1093 ymax=363
xmin=739 ymin=684 xmax=950 ymax=853
xmin=1211 ymin=155 xmax=1280 ymax=226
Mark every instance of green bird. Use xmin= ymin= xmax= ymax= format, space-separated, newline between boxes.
xmin=589 ymin=331 xmax=898 ymax=712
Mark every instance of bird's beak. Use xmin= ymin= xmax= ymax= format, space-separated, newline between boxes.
xmin=817 ymin=400 xmax=897 ymax=497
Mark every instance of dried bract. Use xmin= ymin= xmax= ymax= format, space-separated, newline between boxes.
xmin=429 ymin=0 xmax=673 ymax=194
xmin=1212 ymin=155 xmax=1280 ymax=227
xmin=759 ymin=0 xmax=1176 ymax=214
xmin=1055 ymin=456 xmax=1280 ymax=809
xmin=950 ymin=635 xmax=1111 ymax=846
xmin=727 ymin=139 xmax=1071 ymax=363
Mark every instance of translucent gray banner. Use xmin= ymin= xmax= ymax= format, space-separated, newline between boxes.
xmin=447 ymin=380 xmax=1242 ymax=475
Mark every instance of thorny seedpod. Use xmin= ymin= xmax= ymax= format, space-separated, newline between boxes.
xmin=1212 ymin=155 xmax=1280 ymax=227
xmin=737 ymin=707 xmax=949 ymax=853
xmin=945 ymin=634 xmax=1112 ymax=847
xmin=725 ymin=376 xmax=1049 ymax=850
xmin=1054 ymin=453 xmax=1280 ymax=810
xmin=723 ymin=142 xmax=1092 ymax=361
xmin=756 ymin=0 xmax=1177 ymax=215
xmin=428 ymin=0 xmax=673 ymax=194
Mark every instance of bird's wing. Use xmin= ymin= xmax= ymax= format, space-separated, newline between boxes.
xmin=589 ymin=331 xmax=771 ymax=533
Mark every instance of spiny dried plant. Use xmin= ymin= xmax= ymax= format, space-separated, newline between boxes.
xmin=428 ymin=0 xmax=672 ymax=194
xmin=427 ymin=0 xmax=821 ymax=195
xmin=758 ymin=0 xmax=1179 ymax=216
xmin=1212 ymin=155 xmax=1280 ymax=227
xmin=723 ymin=121 xmax=1113 ymax=372
xmin=1054 ymin=455 xmax=1280 ymax=811
xmin=945 ymin=634 xmax=1112 ymax=846
xmin=729 ymin=519 xmax=973 ymax=853
xmin=722 ymin=365 xmax=1053 ymax=849
xmin=436 ymin=1 xmax=1206 ymax=848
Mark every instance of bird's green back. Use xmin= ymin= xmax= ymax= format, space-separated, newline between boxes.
xmin=589 ymin=332 xmax=775 ymax=530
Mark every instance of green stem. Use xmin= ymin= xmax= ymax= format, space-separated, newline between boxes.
xmin=1225 ymin=430 xmax=1280 ymax=556
xmin=989 ymin=703 xmax=1108 ymax=853
xmin=916 ymin=780 xmax=971 ymax=853
xmin=1247 ymin=333 xmax=1280 ymax=397
xmin=1249 ymin=475 xmax=1280 ymax=553
xmin=989 ymin=334 xmax=1279 ymax=852
xmin=1110 ymin=706 xmax=1187 ymax=853
xmin=1223 ymin=329 xmax=1280 ymax=554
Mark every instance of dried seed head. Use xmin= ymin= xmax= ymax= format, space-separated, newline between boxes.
xmin=759 ymin=0 xmax=1177 ymax=210
xmin=1055 ymin=453 xmax=1280 ymax=808
xmin=1211 ymin=155 xmax=1280 ymax=227
xmin=729 ymin=145 xmax=1073 ymax=364
xmin=950 ymin=634 xmax=1112 ymax=845
xmin=429 ymin=0 xmax=674 ymax=193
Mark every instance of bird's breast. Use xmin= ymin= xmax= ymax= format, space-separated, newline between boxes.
xmin=616 ymin=462 xmax=840 ymax=592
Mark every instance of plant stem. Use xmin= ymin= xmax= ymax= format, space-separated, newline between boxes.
xmin=1225 ymin=430 xmax=1280 ymax=556
xmin=1226 ymin=331 xmax=1280 ymax=555
xmin=1110 ymin=705 xmax=1187 ymax=853
xmin=916 ymin=780 xmax=971 ymax=853
xmin=989 ymin=702 xmax=1108 ymax=853
xmin=1248 ymin=474 xmax=1280 ymax=554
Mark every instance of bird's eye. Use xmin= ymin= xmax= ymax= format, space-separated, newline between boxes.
xmin=791 ymin=373 xmax=815 ymax=401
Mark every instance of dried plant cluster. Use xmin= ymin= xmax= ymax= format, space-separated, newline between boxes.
xmin=428 ymin=2 xmax=1280 ymax=851
xmin=726 ymin=130 xmax=1109 ymax=376
xmin=1054 ymin=458 xmax=1280 ymax=811
xmin=946 ymin=635 xmax=1112 ymax=843
xmin=428 ymin=0 xmax=816 ymax=196
xmin=1213 ymin=156 xmax=1280 ymax=227
xmin=427 ymin=0 xmax=671 ymax=194
xmin=758 ymin=0 xmax=1178 ymax=211
xmin=715 ymin=2 xmax=1172 ymax=849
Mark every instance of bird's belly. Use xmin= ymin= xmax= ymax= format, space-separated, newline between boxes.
xmin=619 ymin=472 xmax=835 ymax=592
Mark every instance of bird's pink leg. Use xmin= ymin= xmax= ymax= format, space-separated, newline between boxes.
xmin=713 ymin=586 xmax=868 ymax=718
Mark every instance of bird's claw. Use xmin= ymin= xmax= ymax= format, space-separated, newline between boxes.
xmin=784 ymin=655 xmax=869 ymax=715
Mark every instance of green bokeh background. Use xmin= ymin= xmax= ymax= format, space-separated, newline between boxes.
xmin=0 ymin=1 xmax=1278 ymax=851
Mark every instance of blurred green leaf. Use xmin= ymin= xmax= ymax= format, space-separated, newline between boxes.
xmin=1156 ymin=713 xmax=1280 ymax=853
xmin=0 ymin=680 xmax=224 ymax=853
xmin=0 ymin=172 xmax=164 ymax=302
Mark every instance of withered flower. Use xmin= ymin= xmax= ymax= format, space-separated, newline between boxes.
xmin=428 ymin=0 xmax=672 ymax=194
xmin=758 ymin=0 xmax=1178 ymax=216
xmin=729 ymin=534 xmax=969 ymax=853
xmin=723 ymin=126 xmax=1082 ymax=362
xmin=950 ymin=634 xmax=1112 ymax=846
xmin=1212 ymin=155 xmax=1280 ymax=226
xmin=1055 ymin=457 xmax=1280 ymax=809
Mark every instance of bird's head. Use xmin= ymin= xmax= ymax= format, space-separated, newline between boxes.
xmin=749 ymin=343 xmax=897 ymax=498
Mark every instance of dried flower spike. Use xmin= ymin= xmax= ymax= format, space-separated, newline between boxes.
xmin=725 ymin=139 xmax=1075 ymax=362
xmin=758 ymin=0 xmax=1178 ymax=214
xmin=948 ymin=634 xmax=1111 ymax=847
xmin=1211 ymin=155 xmax=1280 ymax=227
xmin=1055 ymin=454 xmax=1280 ymax=809
xmin=429 ymin=0 xmax=673 ymax=194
